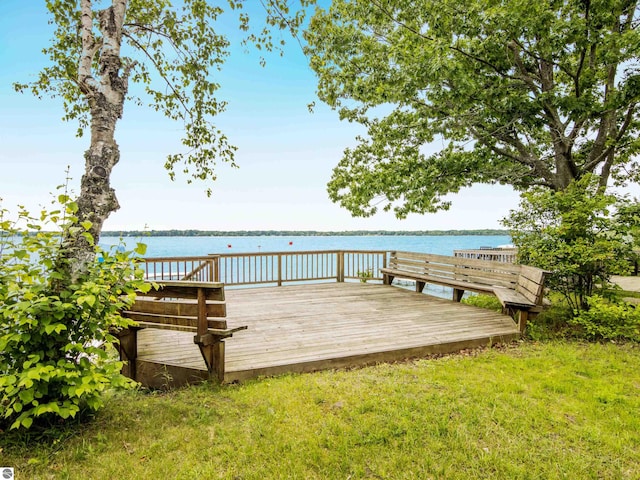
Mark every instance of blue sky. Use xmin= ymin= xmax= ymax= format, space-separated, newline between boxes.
xmin=0 ymin=1 xmax=523 ymax=232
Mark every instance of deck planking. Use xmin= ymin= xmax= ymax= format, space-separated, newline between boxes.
xmin=135 ymin=282 xmax=519 ymax=384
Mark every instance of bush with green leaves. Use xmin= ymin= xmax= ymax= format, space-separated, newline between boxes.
xmin=461 ymin=294 xmax=502 ymax=312
xmin=0 ymin=195 xmax=149 ymax=430
xmin=571 ymin=295 xmax=640 ymax=342
xmin=503 ymin=176 xmax=638 ymax=313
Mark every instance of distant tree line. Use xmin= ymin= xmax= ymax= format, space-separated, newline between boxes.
xmin=101 ymin=229 xmax=510 ymax=237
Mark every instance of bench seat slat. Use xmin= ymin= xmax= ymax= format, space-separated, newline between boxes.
xmin=381 ymin=267 xmax=497 ymax=294
xmin=131 ymin=322 xmax=197 ymax=333
xmin=129 ymin=298 xmax=226 ymax=317
xmin=133 ymin=322 xmax=244 ymax=338
xmin=493 ymin=287 xmax=536 ymax=308
xmin=122 ymin=311 xmax=228 ymax=330
xmin=146 ymin=282 xmax=225 ymax=301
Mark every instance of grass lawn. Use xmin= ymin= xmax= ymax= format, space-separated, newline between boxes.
xmin=2 ymin=341 xmax=639 ymax=479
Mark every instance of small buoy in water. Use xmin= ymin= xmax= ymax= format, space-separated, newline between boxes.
xmin=289 ymin=241 xmax=293 ymax=245
xmin=227 ymin=244 xmax=232 ymax=248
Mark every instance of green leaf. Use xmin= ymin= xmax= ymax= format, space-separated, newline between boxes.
xmin=19 ymin=389 xmax=34 ymax=405
xmin=10 ymin=415 xmax=32 ymax=430
xmin=134 ymin=242 xmax=147 ymax=256
xmin=77 ymin=295 xmax=96 ymax=307
xmin=45 ymin=323 xmax=67 ymax=335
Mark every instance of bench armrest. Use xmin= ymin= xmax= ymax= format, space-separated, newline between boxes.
xmin=194 ymin=325 xmax=248 ymax=345
xmin=493 ymin=287 xmax=535 ymax=309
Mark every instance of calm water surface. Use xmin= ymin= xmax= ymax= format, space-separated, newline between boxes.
xmin=100 ymin=235 xmax=512 ymax=258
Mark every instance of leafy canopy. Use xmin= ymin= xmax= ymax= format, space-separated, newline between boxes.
xmin=16 ymin=0 xmax=312 ymax=195
xmin=305 ymin=0 xmax=640 ymax=218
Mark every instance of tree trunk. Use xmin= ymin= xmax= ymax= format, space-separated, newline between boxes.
xmin=59 ymin=0 xmax=129 ymax=283
xmin=554 ymin=154 xmax=578 ymax=191
xmin=66 ymin=105 xmax=122 ymax=281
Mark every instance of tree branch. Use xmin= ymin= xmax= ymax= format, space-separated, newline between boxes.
xmin=79 ymin=0 xmax=99 ymax=94
xmin=122 ymin=32 xmax=191 ymax=118
xmin=584 ymin=103 xmax=638 ymax=171
xmin=573 ymin=0 xmax=591 ymax=99
xmin=507 ymin=41 xmax=541 ymax=93
xmin=586 ymin=59 xmax=618 ymax=169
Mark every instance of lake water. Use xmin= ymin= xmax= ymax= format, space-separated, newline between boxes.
xmin=100 ymin=234 xmax=512 ymax=258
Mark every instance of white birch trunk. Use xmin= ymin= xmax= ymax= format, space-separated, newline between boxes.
xmin=64 ymin=0 xmax=130 ymax=280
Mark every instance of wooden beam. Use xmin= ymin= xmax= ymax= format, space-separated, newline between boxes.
xmin=517 ymin=310 xmax=529 ymax=333
xmin=453 ymin=288 xmax=465 ymax=302
xmin=116 ymin=328 xmax=138 ymax=380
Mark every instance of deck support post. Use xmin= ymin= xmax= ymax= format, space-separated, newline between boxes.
xmin=116 ymin=328 xmax=138 ymax=380
xmin=416 ymin=281 xmax=426 ymax=293
xmin=213 ymin=341 xmax=225 ymax=382
xmin=194 ymin=286 xmax=226 ymax=383
xmin=452 ymin=288 xmax=465 ymax=302
xmin=194 ymin=336 xmax=225 ymax=383
xmin=502 ymin=306 xmax=530 ymax=334
xmin=517 ymin=309 xmax=529 ymax=333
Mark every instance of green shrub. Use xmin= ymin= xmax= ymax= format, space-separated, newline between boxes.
xmin=0 ymin=195 xmax=149 ymax=430
xmin=503 ymin=176 xmax=637 ymax=313
xmin=570 ymin=295 xmax=640 ymax=342
xmin=524 ymin=303 xmax=574 ymax=341
xmin=461 ymin=294 xmax=502 ymax=312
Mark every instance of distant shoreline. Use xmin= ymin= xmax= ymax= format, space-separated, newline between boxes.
xmin=101 ymin=229 xmax=510 ymax=237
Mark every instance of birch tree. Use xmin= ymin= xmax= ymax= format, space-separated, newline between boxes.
xmin=16 ymin=0 xmax=310 ymax=280
xmin=305 ymin=0 xmax=640 ymax=218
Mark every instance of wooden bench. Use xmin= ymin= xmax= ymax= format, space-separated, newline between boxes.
xmin=381 ymin=251 xmax=547 ymax=331
xmin=115 ymin=281 xmax=246 ymax=385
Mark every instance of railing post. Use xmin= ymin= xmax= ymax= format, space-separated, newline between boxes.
xmin=277 ymin=253 xmax=283 ymax=287
xmin=337 ymin=251 xmax=344 ymax=282
xmin=213 ymin=256 xmax=220 ymax=282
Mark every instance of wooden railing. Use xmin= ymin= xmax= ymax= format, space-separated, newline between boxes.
xmin=142 ymin=250 xmax=388 ymax=286
xmin=142 ymin=256 xmax=218 ymax=282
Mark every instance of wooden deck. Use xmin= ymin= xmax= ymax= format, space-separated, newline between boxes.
xmin=133 ymin=283 xmax=520 ymax=387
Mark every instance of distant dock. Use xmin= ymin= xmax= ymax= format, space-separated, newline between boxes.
xmin=454 ymin=247 xmax=517 ymax=263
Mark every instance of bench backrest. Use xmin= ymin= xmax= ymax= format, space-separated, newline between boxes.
xmin=516 ymin=265 xmax=547 ymax=306
xmin=122 ymin=280 xmax=227 ymax=335
xmin=389 ymin=251 xmax=546 ymax=304
xmin=390 ymin=251 xmax=521 ymax=288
